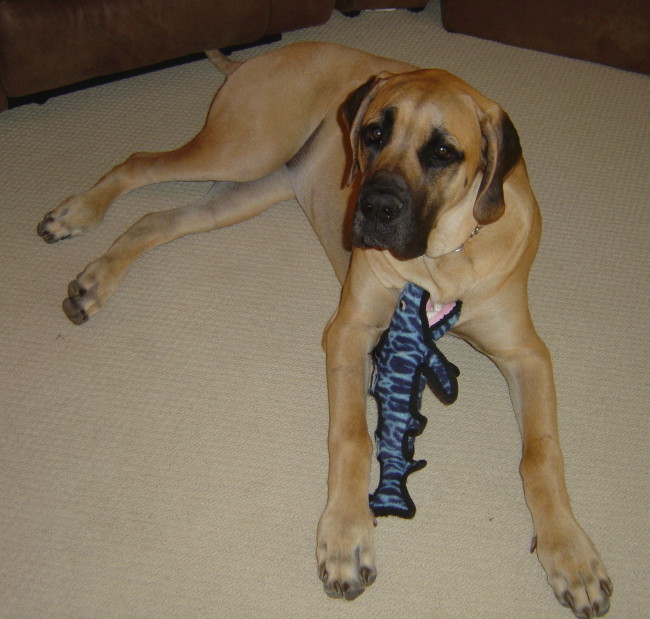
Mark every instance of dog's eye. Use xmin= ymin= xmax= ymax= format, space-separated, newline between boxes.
xmin=434 ymin=145 xmax=453 ymax=160
xmin=364 ymin=125 xmax=383 ymax=146
xmin=419 ymin=130 xmax=462 ymax=171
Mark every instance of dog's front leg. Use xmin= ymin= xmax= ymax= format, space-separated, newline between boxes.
xmin=456 ymin=296 xmax=612 ymax=618
xmin=317 ymin=253 xmax=398 ymax=600
xmin=501 ymin=345 xmax=611 ymax=616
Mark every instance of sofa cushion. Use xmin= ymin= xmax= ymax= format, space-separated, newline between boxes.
xmin=441 ymin=0 xmax=650 ymax=75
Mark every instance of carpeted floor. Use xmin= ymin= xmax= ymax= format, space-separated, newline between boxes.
xmin=1 ymin=3 xmax=648 ymax=617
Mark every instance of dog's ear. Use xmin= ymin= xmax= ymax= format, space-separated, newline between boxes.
xmin=473 ymin=105 xmax=522 ymax=224
xmin=343 ymin=74 xmax=389 ymax=186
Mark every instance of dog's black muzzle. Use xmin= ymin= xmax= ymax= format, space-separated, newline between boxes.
xmin=352 ymin=172 xmax=418 ymax=257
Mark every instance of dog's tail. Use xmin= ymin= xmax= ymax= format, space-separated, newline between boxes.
xmin=204 ymin=49 xmax=242 ymax=76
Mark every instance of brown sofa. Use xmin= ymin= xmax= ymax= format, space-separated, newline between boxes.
xmin=441 ymin=0 xmax=650 ymax=75
xmin=0 ymin=0 xmax=431 ymax=112
xmin=0 ymin=0 xmax=335 ymax=111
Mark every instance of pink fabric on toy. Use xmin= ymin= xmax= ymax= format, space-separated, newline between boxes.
xmin=425 ymin=300 xmax=457 ymax=327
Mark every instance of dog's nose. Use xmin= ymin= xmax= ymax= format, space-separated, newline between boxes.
xmin=360 ymin=189 xmax=403 ymax=224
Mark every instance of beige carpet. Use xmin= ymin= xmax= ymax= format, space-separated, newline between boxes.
xmin=1 ymin=3 xmax=648 ymax=617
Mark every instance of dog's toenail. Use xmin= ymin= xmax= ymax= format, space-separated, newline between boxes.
xmin=563 ymin=591 xmax=575 ymax=610
xmin=360 ymin=567 xmax=374 ymax=584
xmin=600 ymin=579 xmax=613 ymax=596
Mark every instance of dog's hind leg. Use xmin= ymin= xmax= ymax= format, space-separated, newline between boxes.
xmin=62 ymin=169 xmax=293 ymax=324
xmin=37 ymin=49 xmax=333 ymax=244
xmin=36 ymin=133 xmax=276 ymax=245
xmin=37 ymin=75 xmax=313 ymax=243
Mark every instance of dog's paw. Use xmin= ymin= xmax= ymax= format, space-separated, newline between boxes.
xmin=316 ymin=505 xmax=377 ymax=600
xmin=37 ymin=195 xmax=102 ymax=243
xmin=535 ymin=523 xmax=612 ymax=618
xmin=62 ymin=256 xmax=123 ymax=324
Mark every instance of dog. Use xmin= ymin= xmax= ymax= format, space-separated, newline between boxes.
xmin=37 ymin=42 xmax=612 ymax=617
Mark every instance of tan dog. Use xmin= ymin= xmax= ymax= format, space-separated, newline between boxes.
xmin=37 ymin=42 xmax=612 ymax=617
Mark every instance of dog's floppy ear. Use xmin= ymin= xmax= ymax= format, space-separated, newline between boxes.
xmin=473 ymin=104 xmax=522 ymax=224
xmin=343 ymin=74 xmax=389 ymax=186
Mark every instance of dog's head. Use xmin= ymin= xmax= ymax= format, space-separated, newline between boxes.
xmin=344 ymin=70 xmax=522 ymax=260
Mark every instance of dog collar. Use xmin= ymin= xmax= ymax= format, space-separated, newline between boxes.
xmin=452 ymin=225 xmax=484 ymax=253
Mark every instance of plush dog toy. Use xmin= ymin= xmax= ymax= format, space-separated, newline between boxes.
xmin=369 ymin=284 xmax=461 ymax=518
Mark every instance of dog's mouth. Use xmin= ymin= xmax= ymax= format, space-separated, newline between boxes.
xmin=352 ymin=206 xmax=428 ymax=260
xmin=352 ymin=217 xmax=401 ymax=254
xmin=351 ymin=171 xmax=431 ymax=260
xmin=352 ymin=228 xmax=426 ymax=261
xmin=354 ymin=230 xmax=392 ymax=251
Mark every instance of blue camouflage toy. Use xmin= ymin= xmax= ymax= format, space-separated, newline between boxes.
xmin=369 ymin=283 xmax=461 ymax=518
